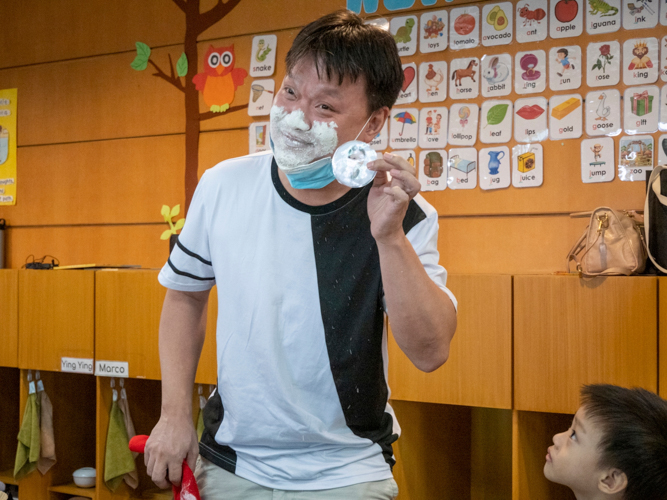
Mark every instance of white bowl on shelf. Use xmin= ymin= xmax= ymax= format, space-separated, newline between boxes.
xmin=72 ymin=467 xmax=96 ymax=488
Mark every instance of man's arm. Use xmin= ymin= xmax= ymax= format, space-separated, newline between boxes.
xmin=145 ymin=288 xmax=210 ymax=489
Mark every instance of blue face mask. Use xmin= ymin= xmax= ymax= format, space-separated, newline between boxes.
xmin=270 ymin=137 xmax=336 ymax=189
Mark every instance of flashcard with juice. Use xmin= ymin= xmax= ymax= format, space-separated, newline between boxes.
xmin=479 ymin=146 xmax=511 ymax=190
xmin=391 ymin=15 xmax=418 ymax=57
xmin=448 ymin=103 xmax=479 ymax=146
xmin=450 ymin=57 xmax=480 ymax=99
xmin=419 ymin=107 xmax=448 ymax=149
xmin=450 ymin=6 xmax=480 ymax=50
xmin=586 ymin=41 xmax=621 ymax=87
xmin=419 ymin=61 xmax=447 ymax=103
xmin=481 ymin=2 xmax=514 ymax=46
xmin=447 ymin=147 xmax=478 ymax=190
xmin=585 ymin=0 xmax=621 ymax=34
xmin=419 ymin=150 xmax=448 ymax=192
xmin=516 ymin=0 xmax=548 ymax=42
xmin=585 ymin=89 xmax=622 ymax=136
xmin=550 ymin=0 xmax=584 ymax=39
xmin=481 ymin=53 xmax=512 ymax=97
xmin=480 ymin=100 xmax=513 ymax=144
xmin=512 ymin=143 xmax=544 ymax=188
xmin=420 ymin=10 xmax=447 ymax=53
xmin=515 ymin=50 xmax=546 ymax=94
xmin=549 ymin=45 xmax=582 ymax=90
xmin=514 ymin=96 xmax=549 ymax=142
xmin=581 ymin=137 xmax=615 ymax=183
xmin=549 ymin=94 xmax=583 ymax=140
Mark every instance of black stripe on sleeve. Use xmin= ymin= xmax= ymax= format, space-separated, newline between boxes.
xmin=167 ymin=258 xmax=215 ymax=281
xmin=176 ymin=237 xmax=213 ymax=266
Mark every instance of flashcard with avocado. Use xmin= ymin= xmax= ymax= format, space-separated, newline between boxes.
xmin=369 ymin=120 xmax=388 ymax=151
xmin=419 ymin=107 xmax=448 ymax=149
xmin=448 ymin=103 xmax=479 ymax=146
xmin=549 ymin=94 xmax=583 ymax=140
xmin=391 ymin=15 xmax=418 ymax=56
xmin=481 ymin=53 xmax=512 ymax=97
xmin=512 ymin=143 xmax=544 ymax=188
xmin=480 ymin=100 xmax=512 ymax=144
xmin=550 ymin=0 xmax=583 ymax=39
xmin=585 ymin=89 xmax=621 ymax=136
xmin=447 ymin=147 xmax=478 ymax=189
xmin=516 ymin=0 xmax=548 ymax=43
xmin=622 ymin=0 xmax=659 ymax=29
xmin=581 ymin=137 xmax=615 ymax=183
xmin=586 ymin=41 xmax=620 ymax=87
xmin=514 ymin=96 xmax=548 ymax=142
xmin=515 ymin=50 xmax=546 ymax=94
xmin=450 ymin=6 xmax=480 ymax=50
xmin=661 ymin=36 xmax=667 ymax=82
xmin=420 ymin=10 xmax=447 ymax=53
xmin=249 ymin=122 xmax=270 ymax=154
xmin=248 ymin=79 xmax=274 ymax=116
xmin=624 ymin=85 xmax=659 ymax=134
xmin=250 ymin=35 xmax=277 ymax=77
xmin=661 ymin=85 xmax=667 ymax=131
xmin=549 ymin=45 xmax=581 ymax=90
xmin=623 ymin=38 xmax=659 ymax=85
xmin=479 ymin=146 xmax=511 ymax=190
xmin=482 ymin=3 xmax=513 ymax=46
xmin=390 ymin=108 xmax=419 ymax=149
xmin=419 ymin=150 xmax=448 ymax=192
xmin=585 ymin=0 xmax=621 ymax=34
xmin=396 ymin=63 xmax=417 ymax=105
xmin=450 ymin=57 xmax=480 ymax=99
xmin=419 ymin=61 xmax=447 ymax=103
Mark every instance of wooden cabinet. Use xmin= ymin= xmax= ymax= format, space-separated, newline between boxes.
xmin=660 ymin=278 xmax=667 ymax=400
xmin=0 ymin=368 xmax=20 ymax=485
xmin=18 ymin=270 xmax=95 ymax=372
xmin=514 ymin=276 xmax=658 ymax=414
xmin=0 ymin=270 xmax=18 ymax=367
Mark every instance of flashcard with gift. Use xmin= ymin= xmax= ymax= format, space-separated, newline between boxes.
xmin=419 ymin=107 xmax=448 ymax=148
xmin=480 ymin=100 xmax=513 ymax=144
xmin=419 ymin=61 xmax=447 ymax=103
xmin=618 ymin=134 xmax=654 ymax=181
xmin=516 ymin=0 xmax=548 ymax=42
xmin=587 ymin=41 xmax=621 ymax=87
xmin=396 ymin=63 xmax=418 ymax=105
xmin=448 ymin=147 xmax=478 ymax=190
xmin=550 ymin=0 xmax=584 ymax=38
xmin=420 ymin=10 xmax=448 ymax=53
xmin=448 ymin=103 xmax=479 ymax=146
xmin=250 ymin=35 xmax=277 ymax=77
xmin=581 ymin=137 xmax=615 ymax=183
xmin=419 ymin=150 xmax=448 ymax=192
xmin=661 ymin=36 xmax=667 ymax=82
xmin=482 ymin=2 xmax=514 ymax=46
xmin=481 ymin=53 xmax=512 ymax=97
xmin=390 ymin=108 xmax=419 ymax=149
xmin=249 ymin=122 xmax=270 ymax=153
xmin=624 ymin=85 xmax=659 ymax=133
xmin=549 ymin=45 xmax=582 ymax=90
xmin=585 ymin=89 xmax=622 ymax=136
xmin=549 ymin=94 xmax=583 ymax=140
xmin=514 ymin=97 xmax=549 ymax=142
xmin=512 ymin=143 xmax=544 ymax=188
xmin=369 ymin=120 xmax=389 ymax=151
xmin=450 ymin=6 xmax=480 ymax=50
xmin=623 ymin=38 xmax=659 ymax=85
xmin=391 ymin=15 xmax=418 ymax=56
xmin=247 ymin=79 xmax=274 ymax=116
xmin=515 ymin=50 xmax=546 ymax=94
xmin=622 ymin=0 xmax=659 ymax=29
xmin=450 ymin=57 xmax=480 ymax=99
xmin=479 ymin=146 xmax=511 ymax=190
xmin=660 ymin=85 xmax=667 ymax=132
xmin=586 ymin=0 xmax=621 ymax=33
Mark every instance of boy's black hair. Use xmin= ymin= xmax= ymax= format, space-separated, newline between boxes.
xmin=581 ymin=384 xmax=667 ymax=500
xmin=285 ymin=10 xmax=403 ymax=113
xmin=558 ymin=48 xmax=569 ymax=57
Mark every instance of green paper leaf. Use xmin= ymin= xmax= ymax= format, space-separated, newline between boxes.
xmin=176 ymin=53 xmax=188 ymax=77
xmin=161 ymin=205 xmax=170 ymax=220
xmin=170 ymin=204 xmax=180 ymax=218
xmin=160 ymin=229 xmax=173 ymax=240
xmin=130 ymin=42 xmax=151 ymax=71
xmin=487 ymin=104 xmax=509 ymax=126
xmin=174 ymin=218 xmax=185 ymax=231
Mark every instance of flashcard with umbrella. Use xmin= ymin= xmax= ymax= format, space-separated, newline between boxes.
xmin=390 ymin=108 xmax=419 ymax=149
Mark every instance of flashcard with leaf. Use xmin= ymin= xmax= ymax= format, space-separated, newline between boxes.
xmin=480 ymin=100 xmax=513 ymax=144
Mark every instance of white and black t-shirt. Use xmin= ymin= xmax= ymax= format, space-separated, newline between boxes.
xmin=158 ymin=151 xmax=456 ymax=490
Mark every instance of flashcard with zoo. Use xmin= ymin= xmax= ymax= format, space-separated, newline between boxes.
xmin=389 ymin=107 xmax=419 ymax=149
xmin=549 ymin=94 xmax=583 ymax=140
xmin=481 ymin=53 xmax=512 ymax=97
xmin=481 ymin=2 xmax=514 ymax=47
xmin=515 ymin=50 xmax=546 ymax=94
xmin=516 ymin=0 xmax=548 ymax=43
xmin=622 ymin=0 xmax=659 ymax=29
xmin=419 ymin=61 xmax=447 ymax=103
xmin=479 ymin=146 xmax=511 ymax=190
xmin=391 ymin=15 xmax=418 ymax=57
xmin=549 ymin=45 xmax=582 ymax=91
xmin=514 ymin=96 xmax=549 ymax=142
xmin=448 ymin=103 xmax=479 ymax=146
xmin=250 ymin=35 xmax=277 ymax=77
xmin=479 ymin=100 xmax=513 ymax=144
xmin=419 ymin=150 xmax=448 ymax=192
xmin=512 ymin=143 xmax=544 ymax=188
xmin=447 ymin=147 xmax=478 ymax=190
xmin=660 ymin=85 xmax=667 ymax=131
xmin=420 ymin=10 xmax=448 ymax=53
xmin=550 ymin=0 xmax=584 ymax=39
xmin=396 ymin=63 xmax=418 ymax=105
xmin=661 ymin=36 xmax=667 ymax=82
xmin=369 ymin=120 xmax=389 ymax=151
xmin=247 ymin=79 xmax=274 ymax=116
xmin=586 ymin=41 xmax=621 ymax=87
xmin=581 ymin=137 xmax=615 ymax=183
xmin=618 ymin=134 xmax=654 ymax=181
xmin=623 ymin=38 xmax=659 ymax=85
xmin=419 ymin=107 xmax=448 ymax=149
xmin=249 ymin=122 xmax=270 ymax=154
xmin=585 ymin=89 xmax=622 ymax=136
xmin=586 ymin=0 xmax=621 ymax=34
xmin=449 ymin=5 xmax=480 ymax=50
xmin=624 ymin=85 xmax=659 ymax=134
xmin=450 ymin=57 xmax=480 ymax=99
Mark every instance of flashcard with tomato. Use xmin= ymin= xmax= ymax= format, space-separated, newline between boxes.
xmin=585 ymin=0 xmax=621 ymax=34
xmin=369 ymin=120 xmax=388 ymax=151
xmin=450 ymin=57 xmax=480 ymax=100
xmin=622 ymin=0 xmax=659 ymax=30
xmin=516 ymin=0 xmax=548 ymax=43
xmin=447 ymin=147 xmax=478 ymax=190
xmin=623 ymin=38 xmax=659 ymax=85
xmin=549 ymin=45 xmax=582 ymax=91
xmin=419 ymin=107 xmax=448 ymax=149
xmin=449 ymin=6 xmax=480 ymax=50
xmin=514 ymin=97 xmax=548 ymax=142
xmin=448 ymin=103 xmax=479 ymax=146
xmin=390 ymin=107 xmax=419 ymax=149
xmin=391 ymin=15 xmax=418 ymax=57
xmin=481 ymin=53 xmax=512 ymax=97
xmin=481 ymin=2 xmax=513 ymax=47
xmin=623 ymin=85 xmax=659 ymax=134
xmin=585 ymin=89 xmax=622 ymax=137
xmin=419 ymin=61 xmax=447 ymax=103
xmin=396 ymin=63 xmax=418 ymax=105
xmin=515 ymin=50 xmax=546 ymax=94
xmin=581 ymin=137 xmax=615 ymax=183
xmin=512 ymin=143 xmax=544 ymax=188
xmin=420 ymin=10 xmax=448 ymax=53
xmin=479 ymin=146 xmax=511 ymax=191
xmin=586 ymin=41 xmax=621 ymax=87
xmin=550 ymin=0 xmax=583 ymax=39
xmin=480 ymin=100 xmax=513 ymax=144
xmin=549 ymin=94 xmax=583 ymax=140
xmin=419 ymin=150 xmax=448 ymax=192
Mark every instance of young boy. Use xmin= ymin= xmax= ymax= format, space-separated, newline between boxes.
xmin=544 ymin=384 xmax=667 ymax=500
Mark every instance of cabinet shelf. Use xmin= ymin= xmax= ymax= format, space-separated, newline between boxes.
xmin=48 ymin=482 xmax=96 ymax=497
xmin=0 ymin=469 xmax=17 ymax=486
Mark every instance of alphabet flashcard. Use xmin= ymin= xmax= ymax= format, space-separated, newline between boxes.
xmin=419 ymin=150 xmax=448 ymax=192
xmin=420 ymin=10 xmax=448 ymax=53
xmin=516 ymin=0 xmax=548 ymax=42
xmin=623 ymin=38 xmax=659 ymax=84
xmin=249 ymin=122 xmax=270 ymax=153
xmin=448 ymin=103 xmax=479 ymax=146
xmin=419 ymin=61 xmax=447 ymax=103
xmin=447 ymin=147 xmax=478 ymax=189
xmin=587 ymin=41 xmax=621 ymax=87
xmin=659 ymin=135 xmax=667 ymax=164
xmin=479 ymin=146 xmax=511 ymax=190
xmin=248 ymin=79 xmax=274 ymax=116
xmin=480 ymin=100 xmax=513 ymax=144
xmin=550 ymin=94 xmax=583 ymax=140
xmin=391 ymin=15 xmax=418 ymax=57
xmin=585 ymin=89 xmax=622 ymax=136
xmin=661 ymin=36 xmax=667 ymax=82
xmin=622 ymin=0 xmax=659 ymax=29
xmin=390 ymin=107 xmax=419 ymax=149
xmin=450 ymin=5 xmax=480 ymax=50
xmin=419 ymin=107 xmax=448 ymax=149
xmin=514 ymin=96 xmax=549 ymax=142
xmin=482 ymin=2 xmax=514 ymax=46
xmin=624 ymin=85 xmax=659 ymax=133
xmin=250 ymin=35 xmax=277 ymax=77
xmin=450 ymin=57 xmax=480 ymax=99
xmin=369 ymin=120 xmax=389 ymax=151
xmin=586 ymin=0 xmax=621 ymax=34
xmin=512 ymin=143 xmax=544 ymax=188
xmin=515 ymin=50 xmax=546 ymax=94
xmin=661 ymin=85 xmax=667 ymax=131
xmin=581 ymin=137 xmax=615 ymax=183
xmin=392 ymin=149 xmax=417 ymax=172
xmin=549 ymin=45 xmax=582 ymax=90
xmin=619 ymin=134 xmax=653 ymax=181
xmin=550 ymin=0 xmax=584 ymax=39
xmin=481 ymin=53 xmax=512 ymax=97
xmin=396 ymin=63 xmax=418 ymax=105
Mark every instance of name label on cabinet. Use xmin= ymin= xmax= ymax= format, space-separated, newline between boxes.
xmin=61 ymin=357 xmax=94 ymax=374
xmin=95 ymin=360 xmax=129 ymax=377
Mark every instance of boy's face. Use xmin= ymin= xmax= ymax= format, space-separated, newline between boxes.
xmin=544 ymin=406 xmax=607 ymax=496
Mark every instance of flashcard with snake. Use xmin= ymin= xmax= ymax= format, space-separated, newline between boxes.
xmin=481 ymin=53 xmax=512 ymax=97
xmin=482 ymin=2 xmax=514 ymax=47
xmin=480 ymin=100 xmax=513 ymax=144
xmin=549 ymin=45 xmax=582 ymax=90
xmin=396 ymin=63 xmax=418 ymax=105
xmin=447 ymin=147 xmax=478 ymax=190
xmin=448 ymin=103 xmax=479 ymax=146
xmin=420 ymin=10 xmax=447 ymax=53
xmin=622 ymin=0 xmax=659 ymax=29
xmin=419 ymin=150 xmax=448 ymax=192
xmin=449 ymin=5 xmax=480 ymax=50
xmin=515 ymin=50 xmax=546 ymax=94
xmin=624 ymin=85 xmax=659 ymax=133
xmin=549 ymin=94 xmax=583 ymax=140
xmin=586 ymin=41 xmax=621 ymax=87
xmin=623 ymin=38 xmax=659 ymax=84
xmin=581 ymin=137 xmax=615 ymax=183
xmin=512 ymin=143 xmax=544 ymax=188
xmin=391 ymin=15 xmax=418 ymax=57
xmin=479 ymin=146 xmax=511 ymax=190
xmin=419 ymin=107 xmax=448 ymax=149
xmin=516 ymin=0 xmax=548 ymax=42
xmin=514 ymin=96 xmax=548 ymax=142
xmin=369 ymin=120 xmax=389 ymax=151
xmin=419 ymin=61 xmax=447 ymax=103
xmin=450 ymin=57 xmax=480 ymax=99
xmin=585 ymin=89 xmax=622 ymax=136
xmin=586 ymin=0 xmax=621 ymax=34
xmin=550 ymin=0 xmax=584 ymax=39
xmin=250 ymin=35 xmax=277 ymax=78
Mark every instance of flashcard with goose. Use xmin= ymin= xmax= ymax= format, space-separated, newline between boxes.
xmin=586 ymin=0 xmax=621 ymax=34
xmin=481 ymin=53 xmax=512 ymax=97
xmin=369 ymin=120 xmax=389 ymax=151
xmin=447 ymin=147 xmax=478 ymax=189
xmin=623 ymin=38 xmax=659 ymax=85
xmin=624 ymin=85 xmax=659 ymax=134
xmin=661 ymin=36 xmax=667 ymax=82
xmin=248 ymin=79 xmax=274 ymax=116
xmin=396 ymin=63 xmax=418 ymax=105
xmin=581 ymin=137 xmax=615 ymax=183
xmin=482 ymin=2 xmax=514 ymax=46
xmin=250 ymin=35 xmax=277 ymax=77
xmin=479 ymin=146 xmax=511 ymax=190
xmin=512 ymin=143 xmax=544 ymax=188
xmin=419 ymin=150 xmax=448 ymax=192
xmin=515 ymin=0 xmax=548 ymax=43
xmin=390 ymin=107 xmax=419 ymax=149
xmin=480 ymin=100 xmax=512 ymax=144
xmin=618 ymin=134 xmax=653 ymax=181
xmin=587 ymin=41 xmax=621 ymax=87
xmin=622 ymin=0 xmax=659 ymax=29
xmin=514 ymin=96 xmax=549 ymax=142
xmin=448 ymin=103 xmax=479 ymax=146
xmin=391 ymin=15 xmax=418 ymax=57
xmin=515 ymin=50 xmax=546 ymax=94
xmin=249 ymin=122 xmax=270 ymax=154
xmin=420 ymin=10 xmax=448 ymax=53
xmin=585 ymin=89 xmax=622 ymax=136
xmin=419 ymin=107 xmax=448 ymax=149
xmin=549 ymin=45 xmax=582 ymax=90
xmin=450 ymin=57 xmax=480 ymax=99
xmin=549 ymin=94 xmax=583 ymax=140
xmin=450 ymin=6 xmax=480 ymax=50
xmin=550 ymin=0 xmax=584 ymax=39
xmin=661 ymin=85 xmax=667 ymax=131
xmin=419 ymin=61 xmax=447 ymax=103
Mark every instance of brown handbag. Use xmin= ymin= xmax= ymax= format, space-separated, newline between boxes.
xmin=566 ymin=207 xmax=646 ymax=277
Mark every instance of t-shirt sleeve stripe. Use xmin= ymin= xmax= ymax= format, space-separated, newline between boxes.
xmin=167 ymin=258 xmax=216 ymax=281
xmin=177 ymin=237 xmax=213 ymax=266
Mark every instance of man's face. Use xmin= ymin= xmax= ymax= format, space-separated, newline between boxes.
xmin=544 ymin=407 xmax=607 ymax=496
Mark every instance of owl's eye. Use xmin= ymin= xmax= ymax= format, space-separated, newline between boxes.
xmin=208 ymin=53 xmax=220 ymax=67
xmin=220 ymin=51 xmax=233 ymax=67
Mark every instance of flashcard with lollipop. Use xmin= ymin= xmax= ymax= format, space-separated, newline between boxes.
xmin=448 ymin=103 xmax=479 ymax=146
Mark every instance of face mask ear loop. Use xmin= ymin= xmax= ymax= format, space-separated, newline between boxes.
xmin=354 ymin=113 xmax=375 ymax=142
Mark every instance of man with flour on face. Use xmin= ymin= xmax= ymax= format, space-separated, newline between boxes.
xmin=146 ymin=10 xmax=457 ymax=500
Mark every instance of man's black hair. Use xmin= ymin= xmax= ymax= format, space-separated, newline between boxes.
xmin=285 ymin=10 xmax=403 ymax=113
xmin=581 ymin=384 xmax=667 ymax=500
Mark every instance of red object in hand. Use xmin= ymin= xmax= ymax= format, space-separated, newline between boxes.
xmin=129 ymin=435 xmax=201 ymax=500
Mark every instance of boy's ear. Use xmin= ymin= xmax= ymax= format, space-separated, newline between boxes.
xmin=598 ymin=469 xmax=628 ymax=495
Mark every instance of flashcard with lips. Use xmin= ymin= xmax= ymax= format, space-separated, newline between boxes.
xmin=447 ymin=147 xmax=478 ymax=190
xmin=516 ymin=0 xmax=548 ymax=43
xmin=514 ymin=96 xmax=549 ymax=142
xmin=550 ymin=0 xmax=584 ymax=39
xmin=587 ymin=41 xmax=621 ymax=87
xmin=450 ymin=6 xmax=480 ymax=50
xmin=420 ymin=10 xmax=448 ymax=53
xmin=585 ymin=89 xmax=622 ymax=136
xmin=581 ymin=137 xmax=615 ymax=183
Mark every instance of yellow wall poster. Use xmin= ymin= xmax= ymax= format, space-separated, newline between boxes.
xmin=0 ymin=88 xmax=17 ymax=205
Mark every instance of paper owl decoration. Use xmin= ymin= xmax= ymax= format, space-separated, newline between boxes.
xmin=193 ymin=45 xmax=248 ymax=113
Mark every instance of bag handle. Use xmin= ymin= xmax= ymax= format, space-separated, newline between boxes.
xmin=644 ymin=166 xmax=667 ymax=274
